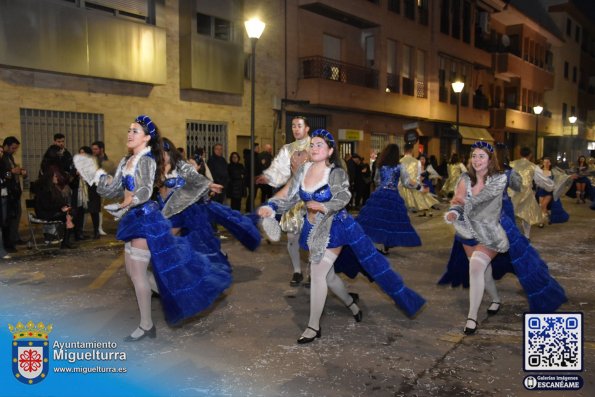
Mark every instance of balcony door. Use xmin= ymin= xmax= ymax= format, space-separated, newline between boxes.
xmin=323 ymin=34 xmax=341 ymax=61
xmin=323 ymin=34 xmax=342 ymax=81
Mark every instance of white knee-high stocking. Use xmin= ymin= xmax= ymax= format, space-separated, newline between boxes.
xmin=522 ymin=220 xmax=531 ymax=239
xmin=467 ymin=251 xmax=491 ymax=325
xmin=126 ymin=245 xmax=153 ymax=337
xmin=147 ymin=271 xmax=159 ymax=295
xmin=287 ymin=232 xmax=302 ymax=274
xmin=483 ymin=264 xmax=500 ymax=305
xmin=325 ymin=264 xmax=359 ymax=316
xmin=303 ymin=250 xmax=337 ymax=337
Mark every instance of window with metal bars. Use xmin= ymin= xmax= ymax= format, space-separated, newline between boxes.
xmin=19 ymin=108 xmax=104 ymax=189
xmin=370 ymin=134 xmax=389 ymax=154
xmin=186 ymin=121 xmax=228 ymax=162
xmin=338 ymin=142 xmax=355 ymax=162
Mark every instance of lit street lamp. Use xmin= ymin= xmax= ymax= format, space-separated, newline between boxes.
xmin=451 ymin=81 xmax=465 ymax=149
xmin=244 ymin=17 xmax=265 ymax=213
xmin=533 ymin=105 xmax=543 ymax=159
xmin=569 ymin=115 xmax=577 ymax=160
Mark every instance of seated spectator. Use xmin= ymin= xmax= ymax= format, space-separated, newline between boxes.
xmin=34 ymin=167 xmax=76 ymax=249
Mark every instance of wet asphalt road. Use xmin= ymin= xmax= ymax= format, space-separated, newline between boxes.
xmin=1 ymin=197 xmax=593 ymax=396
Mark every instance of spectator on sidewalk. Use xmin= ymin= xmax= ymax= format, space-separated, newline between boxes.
xmin=227 ymin=152 xmax=245 ymax=212
xmin=0 ymin=144 xmax=12 ymax=259
xmin=1 ymin=137 xmax=27 ymax=252
xmin=91 ymin=141 xmax=109 ymax=237
xmin=243 ymin=143 xmax=261 ymax=211
xmin=257 ymin=144 xmax=273 ymax=204
xmin=207 ymin=143 xmax=229 ymax=204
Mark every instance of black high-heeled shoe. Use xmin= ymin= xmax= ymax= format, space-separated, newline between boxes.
xmin=347 ymin=293 xmax=363 ymax=322
xmin=297 ymin=326 xmax=321 ymax=344
xmin=463 ymin=318 xmax=478 ymax=335
xmin=487 ymin=302 xmax=501 ymax=315
xmin=123 ymin=325 xmax=156 ymax=342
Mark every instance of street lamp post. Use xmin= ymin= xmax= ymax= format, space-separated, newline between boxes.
xmin=451 ymin=81 xmax=465 ymax=151
xmin=244 ymin=18 xmax=265 ymax=213
xmin=568 ymin=115 xmax=577 ymax=161
xmin=533 ymin=105 xmax=543 ymax=159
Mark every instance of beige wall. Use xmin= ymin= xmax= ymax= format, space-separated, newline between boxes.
xmin=0 ymin=0 xmax=285 ymax=165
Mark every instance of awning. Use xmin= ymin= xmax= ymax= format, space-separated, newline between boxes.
xmin=453 ymin=125 xmax=494 ymax=145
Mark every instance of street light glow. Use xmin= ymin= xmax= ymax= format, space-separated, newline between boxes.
xmin=244 ymin=18 xmax=265 ymax=39
xmin=568 ymin=115 xmax=577 ymax=124
xmin=533 ymin=105 xmax=543 ymax=115
xmin=451 ymin=81 xmax=465 ymax=93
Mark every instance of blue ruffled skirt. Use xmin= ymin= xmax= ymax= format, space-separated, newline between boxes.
xmin=535 ymin=188 xmax=552 ymax=198
xmin=438 ymin=207 xmax=567 ymax=313
xmin=117 ymin=202 xmax=232 ymax=325
xmin=205 ymin=201 xmax=261 ymax=251
xmin=168 ymin=203 xmax=231 ymax=270
xmin=355 ymin=188 xmax=421 ymax=247
xmin=422 ymin=178 xmax=436 ymax=194
xmin=548 ymin=199 xmax=569 ymax=224
xmin=300 ymin=210 xmax=426 ymax=318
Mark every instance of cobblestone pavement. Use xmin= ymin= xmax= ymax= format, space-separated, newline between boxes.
xmin=1 ymin=197 xmax=593 ymax=396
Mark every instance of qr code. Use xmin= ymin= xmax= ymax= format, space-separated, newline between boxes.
xmin=524 ymin=313 xmax=582 ymax=371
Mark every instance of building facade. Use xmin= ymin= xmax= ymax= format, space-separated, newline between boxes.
xmin=0 ymin=0 xmax=285 ymax=182
xmin=543 ymin=0 xmax=595 ymax=163
xmin=1 ymin=0 xmax=592 ymax=187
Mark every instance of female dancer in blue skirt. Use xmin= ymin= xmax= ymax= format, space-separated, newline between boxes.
xmin=94 ymin=116 xmax=232 ymax=341
xmin=442 ymin=141 xmax=566 ymax=334
xmin=536 ymin=157 xmax=570 ymax=226
xmin=158 ymin=138 xmax=260 ymax=264
xmin=258 ymin=129 xmax=425 ymax=344
xmin=356 ymin=144 xmax=421 ymax=255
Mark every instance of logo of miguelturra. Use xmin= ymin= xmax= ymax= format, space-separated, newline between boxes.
xmin=8 ymin=321 xmax=53 ymax=384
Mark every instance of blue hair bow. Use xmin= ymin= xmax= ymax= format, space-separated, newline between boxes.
xmin=471 ymin=140 xmax=494 ymax=153
xmin=134 ymin=115 xmax=157 ymax=139
xmin=311 ymin=129 xmax=335 ymax=148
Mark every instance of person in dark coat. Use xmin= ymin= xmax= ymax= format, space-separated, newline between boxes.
xmin=354 ymin=157 xmax=372 ymax=207
xmin=0 ymin=145 xmax=11 ymax=258
xmin=2 ymin=137 xmax=27 ymax=251
xmin=243 ymin=143 xmax=260 ymax=212
xmin=227 ymin=152 xmax=245 ymax=211
xmin=257 ymin=144 xmax=273 ymax=204
xmin=206 ymin=143 xmax=229 ymax=204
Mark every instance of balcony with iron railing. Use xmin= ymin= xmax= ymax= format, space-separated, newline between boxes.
xmin=386 ymin=72 xmax=400 ymax=94
xmin=300 ymin=56 xmax=378 ymax=89
xmin=401 ymin=77 xmax=427 ymax=98
xmin=493 ymin=51 xmax=554 ymax=91
xmin=298 ymin=56 xmax=432 ymax=117
xmin=491 ymin=105 xmax=552 ymax=132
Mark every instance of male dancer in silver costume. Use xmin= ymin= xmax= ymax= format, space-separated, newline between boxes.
xmin=256 ymin=116 xmax=310 ymax=286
